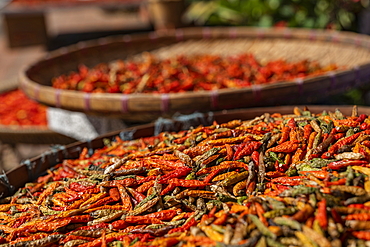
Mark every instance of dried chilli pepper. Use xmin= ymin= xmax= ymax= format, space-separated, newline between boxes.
xmin=3 ymin=106 xmax=370 ymax=246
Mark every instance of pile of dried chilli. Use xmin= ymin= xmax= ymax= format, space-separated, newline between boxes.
xmin=4 ymin=106 xmax=370 ymax=246
xmin=52 ymin=53 xmax=339 ymax=94
xmin=0 ymin=89 xmax=47 ymax=127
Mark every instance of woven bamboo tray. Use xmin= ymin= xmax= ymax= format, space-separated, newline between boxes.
xmin=0 ymin=104 xmax=367 ymax=197
xmin=0 ymin=82 xmax=76 ymax=145
xmin=19 ymin=27 xmax=370 ymax=122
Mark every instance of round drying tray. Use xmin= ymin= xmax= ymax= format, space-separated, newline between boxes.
xmin=0 ymin=104 xmax=367 ymax=196
xmin=19 ymin=27 xmax=370 ymax=122
xmin=0 ymin=82 xmax=76 ymax=145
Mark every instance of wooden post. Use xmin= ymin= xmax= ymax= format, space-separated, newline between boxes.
xmin=3 ymin=10 xmax=48 ymax=48
xmin=147 ymin=0 xmax=185 ymax=31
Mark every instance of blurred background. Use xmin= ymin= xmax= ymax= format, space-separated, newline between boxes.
xmin=1 ymin=0 xmax=370 ymax=170
xmin=0 ymin=0 xmax=153 ymax=170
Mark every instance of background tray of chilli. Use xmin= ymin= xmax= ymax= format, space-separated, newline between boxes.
xmin=0 ymin=104 xmax=365 ymax=198
xmin=19 ymin=27 xmax=370 ymax=122
xmin=0 ymin=82 xmax=76 ymax=145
